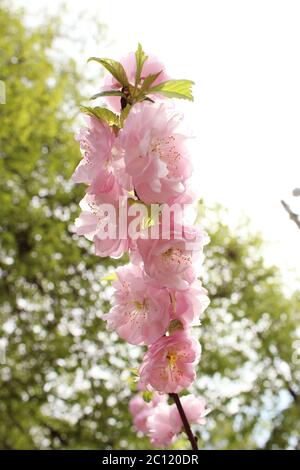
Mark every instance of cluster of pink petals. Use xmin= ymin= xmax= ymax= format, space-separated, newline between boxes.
xmin=73 ymin=106 xmax=200 ymax=258
xmin=169 ymin=281 xmax=210 ymax=326
xmin=73 ymin=115 xmax=131 ymax=195
xmin=129 ymin=393 xmax=167 ymax=434
xmin=105 ymin=263 xmax=209 ymax=345
xmin=120 ymin=102 xmax=193 ymax=204
xmin=72 ymin=49 xmax=211 ymax=447
xmin=129 ymin=393 xmax=210 ymax=447
xmin=75 ymin=192 xmax=133 ymax=258
xmin=137 ymin=225 xmax=209 ymax=290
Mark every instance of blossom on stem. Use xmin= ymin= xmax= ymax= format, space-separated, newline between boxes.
xmin=105 ymin=264 xmax=171 ymax=345
xmin=129 ymin=393 xmax=167 ymax=434
xmin=147 ymin=401 xmax=180 ymax=447
xmin=139 ymin=330 xmax=201 ymax=393
xmin=119 ymin=102 xmax=193 ymax=204
xmin=75 ymin=192 xmax=132 ymax=258
xmin=147 ymin=394 xmax=210 ymax=447
xmin=73 ymin=45 xmax=211 ymax=449
xmin=136 ymin=225 xmax=209 ymax=290
xmin=169 ymin=281 xmax=210 ymax=326
xmin=171 ymin=394 xmax=210 ymax=427
xmin=73 ymin=115 xmax=115 ymax=191
xmin=73 ymin=115 xmax=131 ymax=194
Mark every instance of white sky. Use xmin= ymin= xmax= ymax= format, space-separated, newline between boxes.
xmin=14 ymin=0 xmax=300 ymax=285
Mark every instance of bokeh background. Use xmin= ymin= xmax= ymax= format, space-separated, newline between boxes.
xmin=0 ymin=0 xmax=299 ymax=449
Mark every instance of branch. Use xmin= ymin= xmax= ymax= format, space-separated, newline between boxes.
xmin=169 ymin=393 xmax=198 ymax=451
xmin=281 ymin=199 xmax=300 ymax=231
xmin=287 ymin=385 xmax=299 ymax=403
xmin=256 ymin=330 xmax=299 ymax=404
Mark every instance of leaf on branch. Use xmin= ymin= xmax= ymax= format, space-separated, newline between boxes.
xmin=135 ymin=43 xmax=148 ymax=86
xmin=80 ymin=106 xmax=119 ymax=127
xmin=149 ymin=79 xmax=195 ymax=101
xmin=90 ymin=90 xmax=125 ymax=100
xmin=140 ymin=71 xmax=163 ymax=94
xmin=88 ymin=57 xmax=129 ymax=87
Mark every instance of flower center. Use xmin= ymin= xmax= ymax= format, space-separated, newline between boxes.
xmin=134 ymin=300 xmax=145 ymax=310
xmin=166 ymin=351 xmax=177 ymax=367
xmin=163 ymin=248 xmax=173 ymax=259
xmin=162 ymin=247 xmax=191 ymax=269
xmin=127 ymin=299 xmax=149 ymax=326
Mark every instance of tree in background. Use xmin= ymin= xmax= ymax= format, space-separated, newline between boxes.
xmin=198 ymin=206 xmax=300 ymax=449
xmin=0 ymin=2 xmax=299 ymax=450
xmin=0 ymin=1 xmax=131 ymax=449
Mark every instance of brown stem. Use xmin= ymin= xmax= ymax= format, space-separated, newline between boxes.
xmin=120 ymin=96 xmax=127 ymax=110
xmin=169 ymin=393 xmax=198 ymax=451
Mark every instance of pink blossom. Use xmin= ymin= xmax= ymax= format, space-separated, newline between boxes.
xmin=119 ymin=102 xmax=193 ymax=204
xmin=169 ymin=281 xmax=210 ymax=326
xmin=171 ymin=394 xmax=210 ymax=427
xmin=105 ymin=264 xmax=171 ymax=345
xmin=75 ymin=192 xmax=132 ymax=258
xmin=129 ymin=393 xmax=167 ymax=434
xmin=139 ymin=330 xmax=201 ymax=393
xmin=136 ymin=225 xmax=209 ymax=290
xmin=129 ymin=395 xmax=151 ymax=434
xmin=148 ymin=402 xmax=181 ymax=447
xmin=171 ymin=187 xmax=197 ymax=205
xmin=73 ymin=115 xmax=131 ymax=194
xmin=102 ymin=52 xmax=169 ymax=112
xmin=72 ymin=116 xmax=115 ymax=191
xmin=148 ymin=394 xmax=210 ymax=447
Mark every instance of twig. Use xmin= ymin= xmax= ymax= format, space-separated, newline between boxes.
xmin=169 ymin=393 xmax=198 ymax=451
xmin=281 ymin=200 xmax=300 ymax=230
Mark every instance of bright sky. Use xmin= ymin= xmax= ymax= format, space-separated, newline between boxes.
xmin=14 ymin=0 xmax=300 ymax=285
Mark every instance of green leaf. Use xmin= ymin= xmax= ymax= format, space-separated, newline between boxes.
xmin=88 ymin=57 xmax=129 ymax=87
xmin=135 ymin=43 xmax=148 ymax=86
xmin=100 ymin=272 xmax=117 ymax=282
xmin=90 ymin=90 xmax=125 ymax=100
xmin=139 ymin=71 xmax=162 ymax=93
xmin=80 ymin=106 xmax=119 ymax=127
xmin=149 ymin=79 xmax=194 ymax=101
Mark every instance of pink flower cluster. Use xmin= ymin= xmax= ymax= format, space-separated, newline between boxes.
xmin=72 ymin=47 xmax=210 ymax=448
xmin=129 ymin=393 xmax=210 ymax=447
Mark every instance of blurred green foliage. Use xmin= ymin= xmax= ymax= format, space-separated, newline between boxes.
xmin=0 ymin=1 xmax=299 ymax=450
